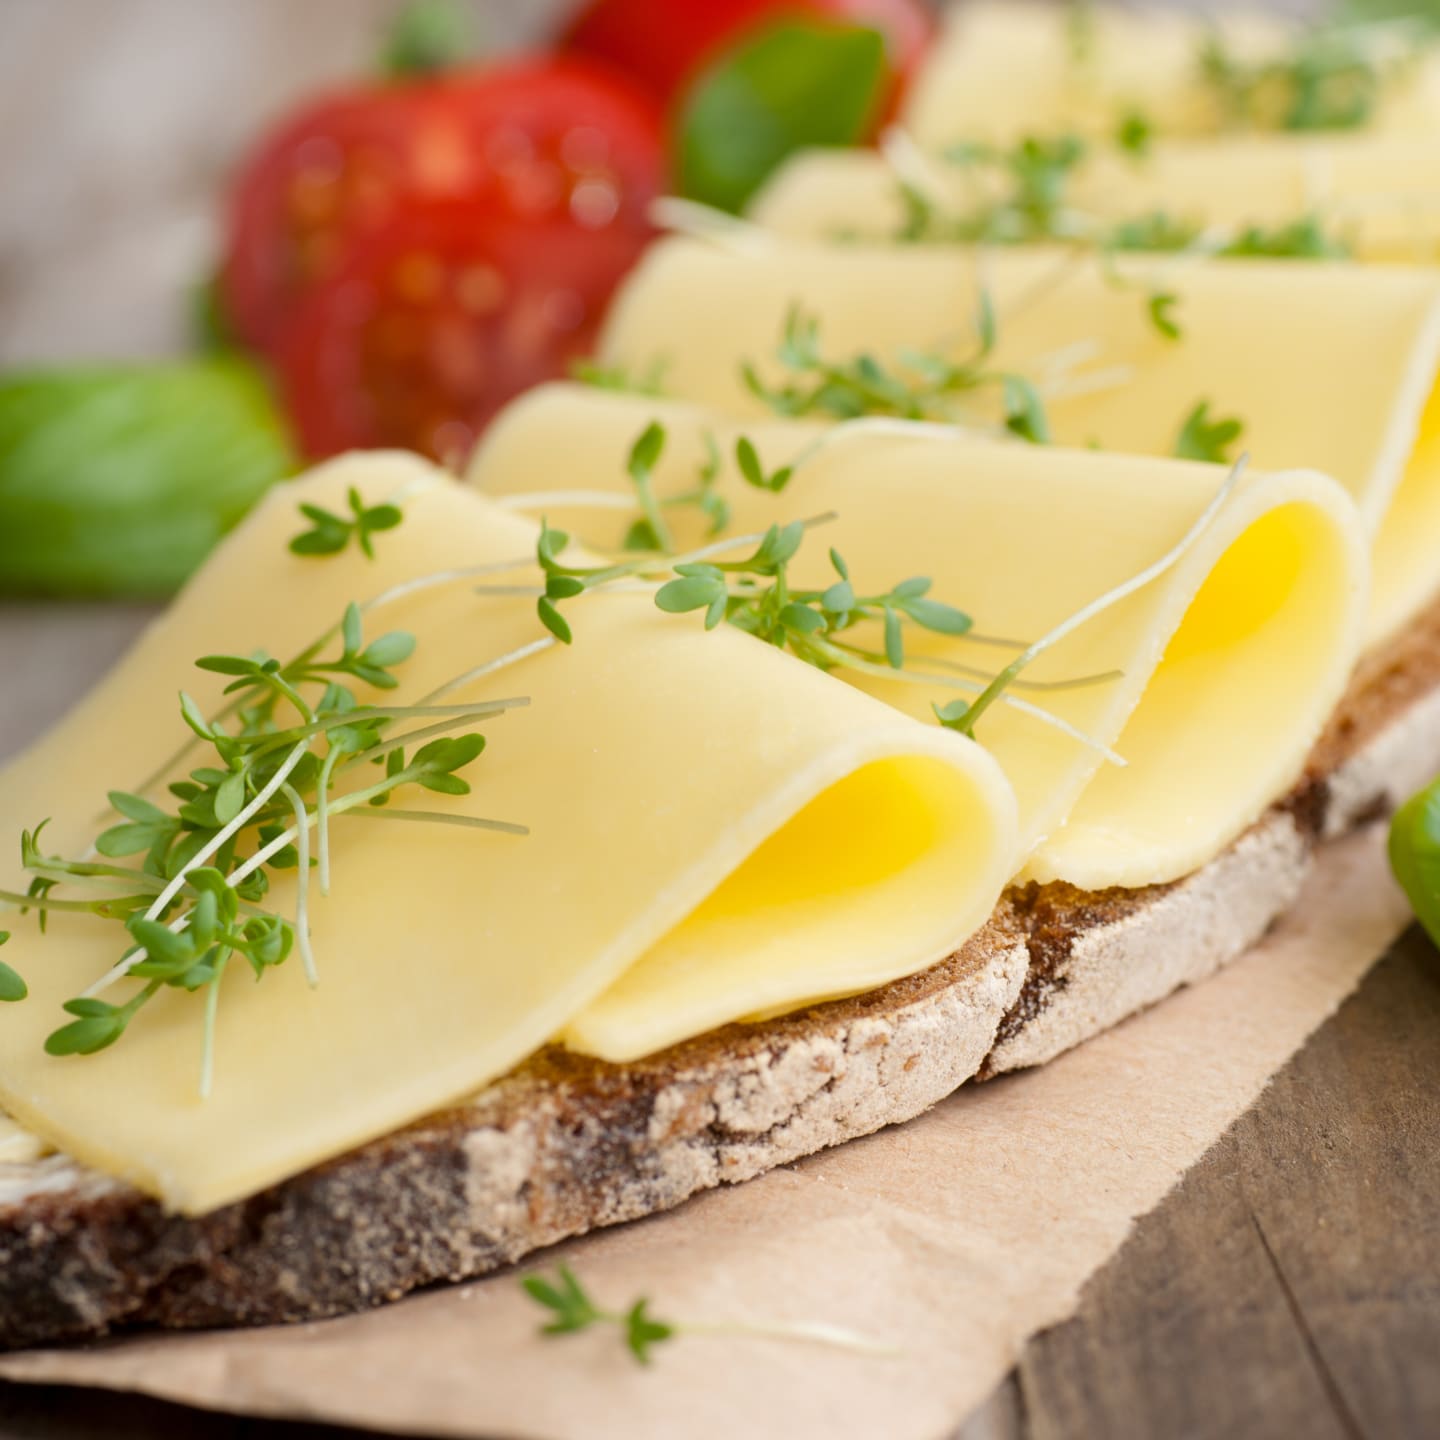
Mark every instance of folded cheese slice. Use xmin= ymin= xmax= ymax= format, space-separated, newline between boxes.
xmin=599 ymin=237 xmax=1440 ymax=646
xmin=749 ymin=134 xmax=1440 ymax=265
xmin=471 ymin=383 xmax=1366 ymax=902
xmin=0 ymin=455 xmax=1017 ymax=1213
xmin=902 ymin=1 xmax=1440 ymax=147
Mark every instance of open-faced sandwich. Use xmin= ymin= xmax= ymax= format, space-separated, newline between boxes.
xmin=5 ymin=0 xmax=1440 ymax=1352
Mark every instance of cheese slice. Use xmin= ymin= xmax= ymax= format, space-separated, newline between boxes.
xmin=599 ymin=236 xmax=1440 ymax=646
xmin=0 ymin=455 xmax=1017 ymax=1213
xmin=0 ymin=1112 xmax=48 ymax=1165
xmin=471 ymin=383 xmax=1366 ymax=901
xmin=749 ymin=135 xmax=1440 ymax=266
xmin=902 ymin=1 xmax=1440 ymax=147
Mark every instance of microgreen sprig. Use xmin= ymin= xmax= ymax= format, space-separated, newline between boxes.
xmin=1174 ymin=401 xmax=1246 ymax=463
xmin=5 ymin=603 xmax=526 ymax=1093
xmin=1198 ymin=24 xmax=1390 ymax=133
xmin=742 ymin=303 xmax=1052 ymax=443
xmin=290 ymin=486 xmax=404 ymax=559
xmin=522 ymin=1264 xmax=898 ymax=1366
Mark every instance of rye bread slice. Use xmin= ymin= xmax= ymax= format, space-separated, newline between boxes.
xmin=3 ymin=596 xmax=1439 ymax=1352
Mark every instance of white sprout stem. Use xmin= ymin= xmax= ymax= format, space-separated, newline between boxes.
xmin=830 ymin=648 xmax=1126 ymax=765
xmin=492 ymin=491 xmax=639 ymax=513
xmin=959 ymin=455 xmax=1250 ymax=738
xmin=229 ymin=783 xmax=525 ymax=889
xmin=316 ymin=747 xmax=342 ymax=898
xmin=138 ymin=739 xmax=311 ymax=929
xmin=1038 ymin=363 xmax=1135 ymax=403
xmin=897 ymin=650 xmax=1124 ymax=693
xmin=198 ymin=957 xmax=228 ymax=1101
xmin=679 ymin=1318 xmax=900 ymax=1358
xmin=340 ymin=810 xmax=529 ymax=835
xmin=361 ymin=557 xmax=535 ymax=615
xmin=650 ymin=196 xmax=777 ymax=256
xmin=280 ymin=783 xmax=318 ymax=988
xmin=880 ymin=124 xmax=955 ymax=216
xmin=419 ymin=636 xmax=558 ymax=706
xmin=1017 ymin=456 xmax=1248 ymax=666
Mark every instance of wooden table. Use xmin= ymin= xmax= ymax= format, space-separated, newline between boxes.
xmin=1 ymin=1 xmax=1437 ymax=1436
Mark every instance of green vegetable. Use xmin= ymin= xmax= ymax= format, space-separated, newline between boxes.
xmin=0 ymin=359 xmax=295 ymax=597
xmin=1389 ymin=777 xmax=1440 ymax=949
xmin=677 ymin=20 xmax=887 ymax=214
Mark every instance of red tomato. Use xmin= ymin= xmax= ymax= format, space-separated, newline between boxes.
xmin=561 ymin=0 xmax=934 ymax=124
xmin=221 ymin=58 xmax=664 ymax=358
xmin=277 ymin=195 xmax=646 ymax=464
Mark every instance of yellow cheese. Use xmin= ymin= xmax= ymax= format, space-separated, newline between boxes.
xmin=0 ymin=455 xmax=1017 ymax=1212
xmin=749 ymin=135 xmax=1440 ymax=265
xmin=471 ymin=384 xmax=1366 ymax=900
xmin=598 ymin=237 xmax=1440 ymax=645
xmin=902 ymin=1 xmax=1440 ymax=147
xmin=0 ymin=1112 xmax=48 ymax=1165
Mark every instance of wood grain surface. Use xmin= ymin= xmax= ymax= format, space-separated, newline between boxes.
xmin=0 ymin=1 xmax=1436 ymax=1437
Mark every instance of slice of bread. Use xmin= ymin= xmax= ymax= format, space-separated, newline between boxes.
xmin=3 ymin=597 xmax=1438 ymax=1353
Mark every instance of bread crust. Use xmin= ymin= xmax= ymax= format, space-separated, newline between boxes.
xmin=4 ymin=596 xmax=1439 ymax=1352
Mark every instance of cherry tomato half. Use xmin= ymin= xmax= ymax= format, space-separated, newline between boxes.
xmin=561 ymin=0 xmax=934 ymax=125
xmin=221 ymin=57 xmax=665 ymax=359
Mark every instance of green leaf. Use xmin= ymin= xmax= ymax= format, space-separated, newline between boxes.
xmin=1116 ymin=107 xmax=1154 ymax=155
xmin=900 ymin=596 xmax=973 ymax=635
xmin=342 ymin=602 xmax=364 ymax=657
xmin=537 ymin=597 xmax=573 ymax=645
xmin=45 ymin=1013 xmax=127 ymax=1056
xmin=0 ymin=359 xmax=294 ymax=597
xmin=109 ymin=791 xmax=167 ymax=824
xmin=677 ymin=20 xmax=888 ymax=213
xmin=736 ymin=437 xmax=765 ymax=489
xmin=1002 ymin=376 xmax=1051 ymax=444
xmin=656 ymin=575 xmax=724 ymax=613
xmin=627 ymin=421 xmax=667 ymax=480
xmin=883 ymin=607 xmax=904 ymax=669
xmin=0 ymin=933 xmax=24 ymax=1003
xmin=96 ymin=822 xmax=169 ymax=858
xmin=1174 ymin=401 xmax=1245 ymax=464
xmin=361 ymin=630 xmax=417 ymax=668
xmin=780 ymin=602 xmax=826 ymax=634
xmin=214 ymin=769 xmax=249 ymax=825
xmin=195 ymin=654 xmax=260 ymax=677
xmin=0 ymin=962 xmax=26 ymax=1003
xmin=128 ymin=919 xmax=196 ymax=970
xmin=179 ymin=692 xmax=215 ymax=740
xmin=1148 ymin=290 xmax=1183 ymax=342
xmin=625 ymin=1298 xmax=675 ymax=1364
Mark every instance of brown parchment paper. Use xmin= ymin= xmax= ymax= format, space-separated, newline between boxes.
xmin=0 ymin=826 xmax=1411 ymax=1440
